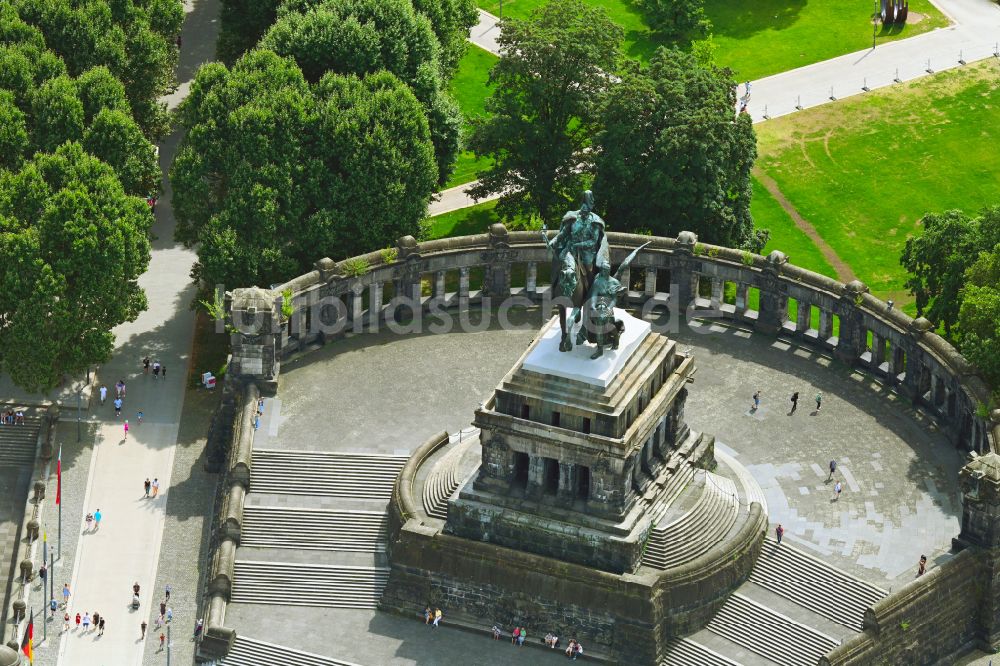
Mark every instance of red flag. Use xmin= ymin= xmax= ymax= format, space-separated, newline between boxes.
xmin=56 ymin=446 xmax=61 ymax=506
xmin=20 ymin=612 xmax=33 ymax=663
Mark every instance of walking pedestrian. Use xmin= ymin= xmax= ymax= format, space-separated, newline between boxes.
xmin=833 ymin=480 xmax=843 ymax=500
xmin=143 ymin=357 xmax=150 ymax=374
xmin=124 ymin=420 xmax=129 ymax=439
xmin=815 ymin=392 xmax=823 ymax=411
xmin=99 ymin=617 xmax=106 ymax=636
xmin=159 ymin=601 xmax=166 ymax=618
xmin=82 ymin=612 xmax=91 ymax=631
xmin=152 ymin=361 xmax=160 ymax=379
xmin=94 ymin=508 xmax=102 ymax=530
xmin=752 ymin=390 xmax=761 ymax=410
xmin=114 ymin=397 xmax=122 ymax=417
xmin=144 ymin=478 xmax=151 ymax=497
xmin=75 ymin=612 xmax=81 ymax=629
xmin=93 ymin=611 xmax=100 ymax=628
xmin=159 ymin=632 xmax=165 ymax=651
xmin=165 ymin=607 xmax=173 ymax=623
xmin=161 ymin=364 xmax=166 ymax=380
xmin=918 ymin=554 xmax=927 ymax=576
xmin=775 ymin=523 xmax=784 ymax=544
xmin=99 ymin=384 xmax=108 ymax=405
xmin=50 ymin=598 xmax=57 ymax=617
xmin=433 ymin=608 xmax=442 ymax=628
xmin=137 ymin=410 xmax=143 ymax=424
xmin=790 ymin=392 xmax=799 ymax=413
xmin=63 ymin=583 xmax=71 ymax=606
xmin=194 ymin=618 xmax=204 ymax=638
xmin=828 ymin=459 xmax=837 ymax=481
xmin=152 ymin=478 xmax=160 ymax=497
xmin=141 ymin=621 xmax=147 ymax=639
xmin=39 ymin=562 xmax=47 ymax=583
xmin=165 ymin=584 xmax=172 ymax=601
xmin=63 ymin=612 xmax=70 ymax=632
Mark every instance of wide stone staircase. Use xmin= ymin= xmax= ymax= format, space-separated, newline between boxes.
xmin=250 ymin=449 xmax=407 ymax=499
xmin=705 ymin=593 xmax=840 ymax=666
xmin=0 ymin=415 xmax=41 ymax=466
xmin=240 ymin=506 xmax=387 ymax=552
xmin=661 ymin=638 xmax=742 ymax=666
xmin=217 ymin=635 xmax=362 ymax=666
xmin=642 ymin=471 xmax=739 ymax=570
xmin=231 ymin=560 xmax=390 ymax=609
xmin=421 ymin=441 xmax=467 ymax=519
xmin=749 ymin=538 xmax=886 ymax=632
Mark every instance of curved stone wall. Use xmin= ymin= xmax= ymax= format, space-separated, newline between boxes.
xmin=228 ymin=227 xmax=998 ymax=454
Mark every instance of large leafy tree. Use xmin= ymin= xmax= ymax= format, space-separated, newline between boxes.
xmin=0 ymin=143 xmax=152 ymax=392
xmin=171 ymin=49 xmax=437 ymax=288
xmin=959 ymin=246 xmax=1000 ymax=393
xmin=217 ymin=0 xmax=281 ymax=65
xmin=11 ymin=0 xmax=183 ymax=137
xmin=637 ymin=0 xmax=710 ymax=41
xmin=592 ymin=48 xmax=763 ymax=250
xmin=901 ymin=207 xmax=1000 ymax=336
xmin=262 ymin=0 xmax=461 ymax=183
xmin=467 ymin=0 xmax=624 ymax=223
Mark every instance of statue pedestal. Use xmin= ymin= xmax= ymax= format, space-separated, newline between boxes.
xmin=522 ymin=310 xmax=651 ymax=388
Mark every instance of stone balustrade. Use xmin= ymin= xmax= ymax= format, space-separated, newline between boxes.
xmin=227 ymin=227 xmax=998 ymax=455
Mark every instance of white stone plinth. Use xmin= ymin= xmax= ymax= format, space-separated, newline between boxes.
xmin=522 ymin=310 xmax=651 ymax=388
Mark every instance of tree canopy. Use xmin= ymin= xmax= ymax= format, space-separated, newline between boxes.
xmin=0 ymin=143 xmax=152 ymax=392
xmin=901 ymin=206 xmax=1000 ymax=336
xmin=9 ymin=0 xmax=183 ymax=137
xmin=171 ymin=49 xmax=437 ymax=288
xmin=468 ymin=0 xmax=624 ymax=223
xmin=637 ymin=0 xmax=710 ymax=41
xmin=593 ymin=48 xmax=763 ymax=250
xmin=959 ymin=245 xmax=1000 ymax=394
xmin=262 ymin=0 xmax=460 ymax=183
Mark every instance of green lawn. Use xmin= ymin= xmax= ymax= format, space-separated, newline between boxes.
xmin=446 ymin=45 xmax=499 ymax=189
xmin=753 ymin=178 xmax=838 ymax=280
xmin=425 ymin=199 xmax=502 ymax=238
xmin=754 ymin=60 xmax=1000 ymax=303
xmin=476 ymin=0 xmax=946 ymax=79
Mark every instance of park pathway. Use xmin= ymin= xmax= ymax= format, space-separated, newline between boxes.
xmin=429 ymin=0 xmax=1000 ymax=216
xmin=53 ymin=1 xmax=219 ymax=664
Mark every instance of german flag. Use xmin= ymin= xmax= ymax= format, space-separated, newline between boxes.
xmin=20 ymin=612 xmax=32 ymax=663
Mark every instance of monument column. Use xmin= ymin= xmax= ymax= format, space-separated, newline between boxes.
xmin=483 ymin=223 xmax=514 ymax=299
xmin=557 ymin=462 xmax=577 ymax=508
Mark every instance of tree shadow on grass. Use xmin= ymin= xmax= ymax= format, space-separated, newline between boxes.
xmin=703 ymin=0 xmax=809 ymax=40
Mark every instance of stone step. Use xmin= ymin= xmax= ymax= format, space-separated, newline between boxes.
xmin=0 ymin=418 xmax=42 ymax=466
xmin=241 ymin=507 xmax=387 ymax=552
xmin=642 ymin=473 xmax=738 ymax=570
xmin=706 ymin=593 xmax=839 ymax=666
xmin=218 ymin=635 xmax=362 ymax=666
xmin=421 ymin=444 xmax=465 ymax=520
xmin=661 ymin=638 xmax=743 ymax=666
xmin=646 ymin=461 xmax=697 ymax=526
xmin=749 ymin=538 xmax=886 ymax=632
xmin=251 ymin=449 xmax=407 ymax=499
xmin=232 ymin=560 xmax=389 ymax=609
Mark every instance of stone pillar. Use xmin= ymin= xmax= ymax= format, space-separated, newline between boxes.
xmin=834 ymin=280 xmax=869 ymax=365
xmin=870 ymin=332 xmax=885 ymax=370
xmin=818 ymin=309 xmax=834 ymax=340
xmin=735 ymin=283 xmax=749 ymax=311
xmin=755 ymin=251 xmax=789 ymax=335
xmin=672 ymin=231 xmax=698 ymax=314
xmin=458 ymin=267 xmax=470 ymax=300
xmin=890 ymin=345 xmax=905 ymax=379
xmin=644 ymin=267 xmax=657 ymax=297
xmin=393 ymin=235 xmax=422 ymax=304
xmin=930 ymin=375 xmax=943 ymax=409
xmin=556 ymin=462 xmax=576 ymax=508
xmin=349 ymin=282 xmax=364 ymax=327
xmin=796 ymin=301 xmax=811 ymax=333
xmin=957 ymin=453 xmax=1000 ymax=648
xmin=434 ymin=271 xmax=446 ymax=299
xmin=526 ymin=455 xmax=545 ymax=501
xmin=526 ymin=262 xmax=538 ymax=293
xmin=710 ymin=278 xmax=724 ymax=308
xmin=483 ymin=223 xmax=513 ymax=299
xmin=901 ymin=318 xmax=933 ymax=399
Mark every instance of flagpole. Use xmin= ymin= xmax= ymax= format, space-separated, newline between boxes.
xmin=57 ymin=444 xmax=62 ymax=561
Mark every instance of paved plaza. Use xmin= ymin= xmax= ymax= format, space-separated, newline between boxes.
xmin=223 ymin=304 xmax=962 ymax=663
